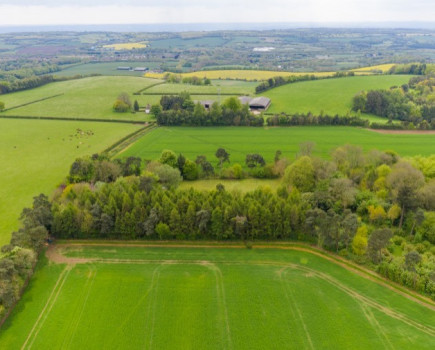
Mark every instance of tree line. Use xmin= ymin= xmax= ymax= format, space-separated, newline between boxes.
xmin=266 ymin=113 xmax=369 ymax=127
xmin=0 ymin=73 xmax=101 ymax=96
xmin=162 ymin=73 xmax=211 ymax=85
xmin=255 ymin=71 xmax=356 ymax=93
xmin=0 ymin=195 xmax=51 ymax=320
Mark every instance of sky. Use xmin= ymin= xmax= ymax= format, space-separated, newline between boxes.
xmin=0 ymin=0 xmax=433 ymax=26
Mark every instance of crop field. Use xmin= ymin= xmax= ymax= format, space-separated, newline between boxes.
xmin=103 ymin=42 xmax=147 ymax=50
xmin=145 ymin=70 xmax=336 ymax=81
xmin=118 ymin=126 xmax=435 ymax=165
xmin=0 ymin=76 xmax=162 ymax=121
xmin=350 ymin=63 xmax=396 ymax=73
xmin=263 ymin=75 xmax=412 ymax=116
xmin=1 ymin=244 xmax=434 ymax=349
xmin=0 ymin=119 xmax=141 ymax=245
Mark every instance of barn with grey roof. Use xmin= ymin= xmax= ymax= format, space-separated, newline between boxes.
xmin=238 ymin=96 xmax=271 ymax=111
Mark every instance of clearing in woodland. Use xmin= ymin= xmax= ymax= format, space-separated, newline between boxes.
xmin=1 ymin=244 xmax=434 ymax=349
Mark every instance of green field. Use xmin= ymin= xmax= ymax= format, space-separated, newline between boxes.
xmin=263 ymin=75 xmax=413 ymax=118
xmin=0 ymin=119 xmax=141 ymax=245
xmin=1 ymin=244 xmax=433 ymax=349
xmin=143 ymin=80 xmax=257 ymax=95
xmin=54 ymin=61 xmax=163 ymax=77
xmin=119 ymin=126 xmax=435 ymax=164
xmin=1 ymin=76 xmax=162 ymax=121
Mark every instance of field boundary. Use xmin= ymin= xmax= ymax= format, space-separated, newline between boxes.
xmin=103 ymin=123 xmax=157 ymax=157
xmin=133 ymin=81 xmax=165 ymax=95
xmin=1 ymin=94 xmax=64 ymax=112
xmin=0 ymin=114 xmax=148 ymax=124
xmin=49 ymin=241 xmax=435 ymax=310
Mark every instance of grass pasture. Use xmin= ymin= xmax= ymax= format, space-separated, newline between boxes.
xmin=118 ymin=126 xmax=435 ymax=165
xmin=0 ymin=119 xmax=141 ymax=245
xmin=1 ymin=244 xmax=434 ymax=349
xmin=263 ymin=75 xmax=412 ymax=117
xmin=0 ymin=76 xmax=162 ymax=121
xmin=143 ymin=80 xmax=257 ymax=95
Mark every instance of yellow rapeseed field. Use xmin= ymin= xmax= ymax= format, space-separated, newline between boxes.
xmin=145 ymin=70 xmax=335 ymax=81
xmin=351 ymin=64 xmax=396 ymax=73
xmin=103 ymin=42 xmax=147 ymax=50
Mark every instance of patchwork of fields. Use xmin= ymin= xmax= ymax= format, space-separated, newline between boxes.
xmin=1 ymin=245 xmax=433 ymax=349
xmin=119 ymin=126 xmax=435 ymax=164
xmin=0 ymin=119 xmax=142 ymax=245
xmin=0 ymin=75 xmax=413 ymax=125
xmin=0 ymin=76 xmax=161 ymax=121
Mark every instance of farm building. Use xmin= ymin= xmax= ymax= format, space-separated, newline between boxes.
xmin=238 ymin=96 xmax=271 ymax=111
xmin=134 ymin=67 xmax=148 ymax=71
xmin=117 ymin=66 xmax=132 ymax=71
xmin=195 ymin=100 xmax=215 ymax=109
xmin=196 ymin=96 xmax=271 ymax=111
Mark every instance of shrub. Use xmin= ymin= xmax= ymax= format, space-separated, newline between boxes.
xmin=113 ymin=99 xmax=130 ymax=113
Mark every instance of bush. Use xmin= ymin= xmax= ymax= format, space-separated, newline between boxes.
xmin=153 ymin=164 xmax=182 ymax=189
xmin=113 ymin=99 xmax=130 ymax=113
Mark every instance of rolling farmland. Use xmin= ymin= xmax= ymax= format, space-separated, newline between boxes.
xmin=1 ymin=244 xmax=433 ymax=349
